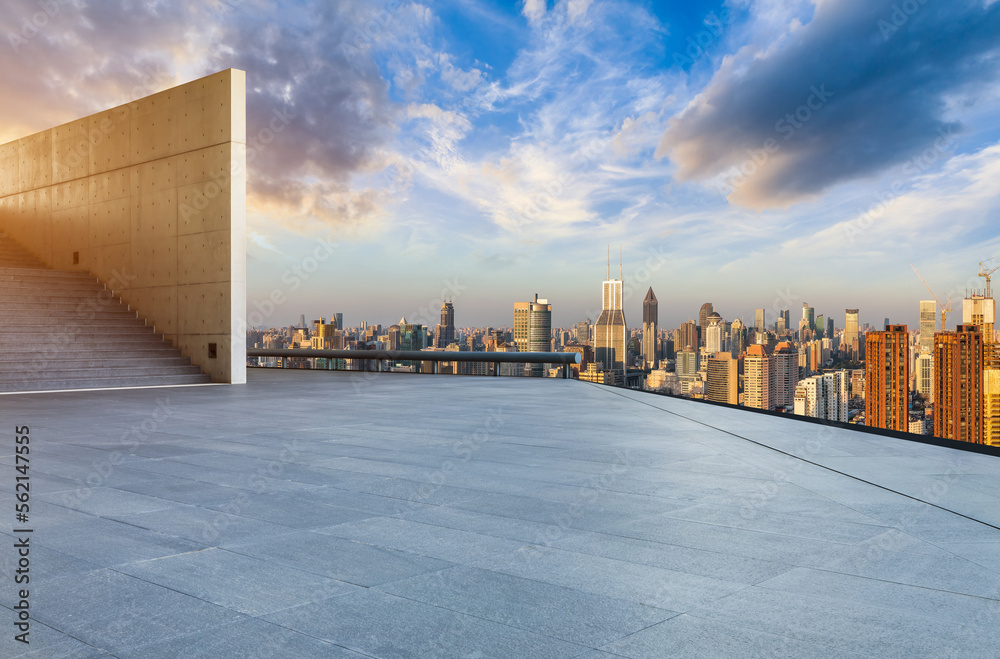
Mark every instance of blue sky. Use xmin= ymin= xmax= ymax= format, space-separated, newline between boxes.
xmin=3 ymin=0 xmax=1000 ymax=331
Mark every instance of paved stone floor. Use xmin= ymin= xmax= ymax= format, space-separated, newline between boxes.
xmin=2 ymin=369 xmax=1000 ymax=657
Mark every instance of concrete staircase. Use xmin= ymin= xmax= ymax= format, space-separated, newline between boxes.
xmin=0 ymin=233 xmax=212 ymax=391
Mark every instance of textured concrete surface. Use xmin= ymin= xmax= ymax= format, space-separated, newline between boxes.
xmin=0 ymin=69 xmax=246 ymax=383
xmin=1 ymin=369 xmax=999 ymax=657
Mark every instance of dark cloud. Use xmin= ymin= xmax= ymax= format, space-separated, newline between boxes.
xmin=209 ymin=2 xmax=396 ymax=195
xmin=657 ymin=0 xmax=1000 ymax=209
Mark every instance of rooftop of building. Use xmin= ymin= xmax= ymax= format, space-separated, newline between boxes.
xmin=4 ymin=369 xmax=1000 ymax=657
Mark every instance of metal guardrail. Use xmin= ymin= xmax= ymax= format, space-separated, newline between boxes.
xmin=247 ymin=348 xmax=582 ymax=378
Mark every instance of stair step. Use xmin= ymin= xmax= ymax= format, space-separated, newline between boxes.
xmin=0 ymin=356 xmax=193 ymax=369
xmin=0 ymin=337 xmax=170 ymax=348
xmin=0 ymin=307 xmax=137 ymax=318
xmin=0 ymin=269 xmax=99 ymax=280
xmin=0 ymin=282 xmax=109 ymax=293
xmin=0 ymin=365 xmax=205 ymax=381
xmin=0 ymin=344 xmax=170 ymax=355
xmin=0 ymin=279 xmax=100 ymax=289
xmin=0 ymin=373 xmax=213 ymax=392
xmin=0 ymin=325 xmax=158 ymax=335
xmin=0 ymin=235 xmax=210 ymax=391
xmin=9 ymin=347 xmax=181 ymax=359
xmin=0 ymin=294 xmax=126 ymax=304
xmin=0 ymin=266 xmax=94 ymax=278
xmin=0 ymin=314 xmax=152 ymax=334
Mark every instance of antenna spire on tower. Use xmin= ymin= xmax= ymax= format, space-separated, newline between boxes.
xmin=619 ymin=244 xmax=622 ymax=281
xmin=607 ymin=245 xmax=610 ymax=280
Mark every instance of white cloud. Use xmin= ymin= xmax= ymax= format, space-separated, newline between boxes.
xmin=567 ymin=0 xmax=594 ymax=24
xmin=522 ymin=0 xmax=547 ymax=26
xmin=788 ymin=142 xmax=1000 ymax=256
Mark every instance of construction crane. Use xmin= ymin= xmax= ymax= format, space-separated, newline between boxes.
xmin=910 ymin=263 xmax=952 ymax=330
xmin=979 ymin=261 xmax=1000 ymax=299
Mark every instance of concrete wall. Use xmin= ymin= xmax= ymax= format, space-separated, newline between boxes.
xmin=0 ymin=69 xmax=246 ymax=383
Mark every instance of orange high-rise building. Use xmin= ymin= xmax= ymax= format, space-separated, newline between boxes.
xmin=744 ymin=344 xmax=773 ymax=410
xmin=865 ymin=325 xmax=909 ymax=432
xmin=934 ymin=324 xmax=984 ymax=443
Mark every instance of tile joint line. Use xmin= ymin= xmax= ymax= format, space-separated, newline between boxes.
xmin=596 ymin=384 xmax=1000 ymax=533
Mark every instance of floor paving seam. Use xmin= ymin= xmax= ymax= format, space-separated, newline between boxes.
xmin=0 ymin=609 xmax=119 ymax=659
xmin=590 ymin=383 xmax=1000 ymax=533
xmin=766 ymin=564 xmax=1000 ymax=604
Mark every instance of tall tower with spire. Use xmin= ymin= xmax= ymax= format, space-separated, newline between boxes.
xmin=434 ymin=299 xmax=456 ymax=348
xmin=642 ymin=288 xmax=658 ymax=369
xmin=595 ymin=247 xmax=627 ymax=384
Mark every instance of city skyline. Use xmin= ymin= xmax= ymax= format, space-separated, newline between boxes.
xmin=1 ymin=1 xmax=998 ymax=329
xmin=246 ymin=289 xmax=976 ymax=334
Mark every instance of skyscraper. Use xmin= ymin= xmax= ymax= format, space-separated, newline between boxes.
xmin=514 ymin=295 xmax=551 ymax=376
xmin=844 ymin=309 xmax=860 ymax=359
xmin=934 ymin=325 xmax=983 ymax=443
xmin=815 ymin=314 xmax=825 ymax=339
xmin=772 ymin=341 xmax=799 ymax=409
xmin=698 ymin=303 xmax=714 ymax=347
xmin=595 ymin=262 xmax=627 ymax=383
xmin=962 ymin=294 xmax=999 ymax=445
xmin=919 ymin=300 xmax=937 ymax=355
xmin=398 ymin=316 xmax=425 ymax=351
xmin=754 ymin=308 xmax=766 ymax=333
xmin=744 ymin=344 xmax=773 ymax=410
xmin=642 ymin=288 xmax=658 ymax=369
xmin=528 ymin=294 xmax=552 ymax=376
xmin=678 ymin=321 xmax=698 ymax=352
xmin=706 ymin=353 xmax=738 ymax=405
xmin=915 ymin=352 xmax=934 ymax=403
xmin=826 ymin=317 xmax=834 ymax=344
xmin=514 ymin=302 xmax=529 ymax=350
xmin=865 ymin=325 xmax=909 ymax=432
xmin=986 ymin=369 xmax=1000 ymax=447
xmin=730 ymin=317 xmax=747 ymax=357
xmin=576 ymin=319 xmax=591 ymax=345
xmin=802 ymin=303 xmax=815 ymax=331
xmin=705 ymin=312 xmax=724 ymax=354
xmin=676 ymin=346 xmax=699 ymax=381
xmin=387 ymin=323 xmax=401 ymax=351
xmin=434 ymin=300 xmax=456 ymax=348
xmin=963 ymin=294 xmax=997 ymax=364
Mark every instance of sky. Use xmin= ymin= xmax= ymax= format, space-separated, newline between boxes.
xmin=2 ymin=0 xmax=1000 ymax=331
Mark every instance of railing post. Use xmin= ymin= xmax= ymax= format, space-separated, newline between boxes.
xmin=494 ymin=362 xmax=500 ymax=376
xmin=433 ymin=362 xmax=439 ymax=375
xmin=564 ymin=364 xmax=569 ymax=379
